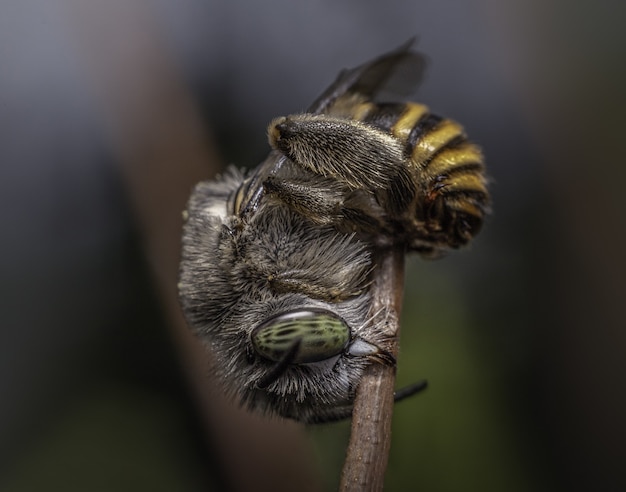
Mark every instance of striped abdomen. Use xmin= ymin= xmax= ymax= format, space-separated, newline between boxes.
xmin=335 ymin=100 xmax=490 ymax=253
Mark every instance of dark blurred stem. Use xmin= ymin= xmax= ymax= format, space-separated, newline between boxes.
xmin=67 ymin=3 xmax=321 ymax=491
xmin=340 ymin=246 xmax=405 ymax=491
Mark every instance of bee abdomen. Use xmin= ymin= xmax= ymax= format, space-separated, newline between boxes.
xmin=361 ymin=102 xmax=414 ymax=132
xmin=342 ymin=101 xmax=432 ymax=144
xmin=389 ymin=104 xmax=490 ymax=251
xmin=348 ymin=101 xmax=481 ymax=177
xmin=424 ymin=144 xmax=489 ymax=213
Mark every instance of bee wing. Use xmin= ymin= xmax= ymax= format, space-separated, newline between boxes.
xmin=308 ymin=37 xmax=427 ymax=113
xmin=238 ymin=38 xmax=427 ymax=218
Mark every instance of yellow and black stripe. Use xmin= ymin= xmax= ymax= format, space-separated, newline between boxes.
xmin=331 ymin=100 xmax=489 ymax=250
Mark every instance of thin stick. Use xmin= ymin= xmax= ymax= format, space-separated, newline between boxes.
xmin=340 ymin=246 xmax=405 ymax=491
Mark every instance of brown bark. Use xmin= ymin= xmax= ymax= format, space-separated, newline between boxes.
xmin=340 ymin=247 xmax=405 ymax=491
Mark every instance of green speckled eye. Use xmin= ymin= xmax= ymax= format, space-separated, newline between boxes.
xmin=251 ymin=309 xmax=350 ymax=364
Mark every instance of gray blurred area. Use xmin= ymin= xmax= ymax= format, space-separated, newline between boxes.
xmin=1 ymin=0 xmax=626 ymax=491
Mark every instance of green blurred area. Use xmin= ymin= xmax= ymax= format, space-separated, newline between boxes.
xmin=4 ymin=385 xmax=210 ymax=492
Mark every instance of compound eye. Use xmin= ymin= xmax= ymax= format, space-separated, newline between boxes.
xmin=251 ymin=309 xmax=350 ymax=364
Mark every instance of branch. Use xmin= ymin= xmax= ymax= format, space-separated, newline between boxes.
xmin=340 ymin=246 xmax=406 ymax=491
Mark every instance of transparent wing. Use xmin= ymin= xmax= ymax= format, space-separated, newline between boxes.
xmin=308 ymin=38 xmax=426 ymax=113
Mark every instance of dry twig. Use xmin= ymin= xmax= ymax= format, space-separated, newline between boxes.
xmin=340 ymin=246 xmax=406 ymax=491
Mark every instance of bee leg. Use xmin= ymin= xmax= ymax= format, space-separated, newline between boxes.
xmin=265 ymin=175 xmax=389 ymax=236
xmin=268 ymin=114 xmax=415 ymax=212
xmin=304 ymin=380 xmax=427 ymax=424
xmin=264 ymin=175 xmax=344 ymax=226
xmin=394 ymin=379 xmax=428 ymax=402
xmin=342 ymin=190 xmax=392 ymax=236
xmin=304 ymin=406 xmax=354 ymax=424
xmin=269 ymin=275 xmax=354 ymax=303
xmin=268 ymin=115 xmax=393 ymax=191
xmin=256 ymin=339 xmax=301 ymax=389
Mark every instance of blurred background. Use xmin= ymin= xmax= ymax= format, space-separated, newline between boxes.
xmin=1 ymin=0 xmax=625 ymax=490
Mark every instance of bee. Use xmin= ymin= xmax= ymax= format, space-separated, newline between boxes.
xmin=179 ymin=167 xmax=398 ymax=423
xmin=242 ymin=40 xmax=490 ymax=257
xmin=179 ymin=40 xmax=480 ymax=422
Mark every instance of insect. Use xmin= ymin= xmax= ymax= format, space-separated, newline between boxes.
xmin=242 ymin=40 xmax=490 ymax=257
xmin=179 ymin=40 xmax=482 ymax=422
xmin=179 ymin=167 xmax=397 ymax=423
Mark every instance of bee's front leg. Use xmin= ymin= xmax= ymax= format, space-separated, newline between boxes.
xmin=263 ymin=174 xmax=345 ymax=226
xmin=264 ymin=174 xmax=390 ymax=237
